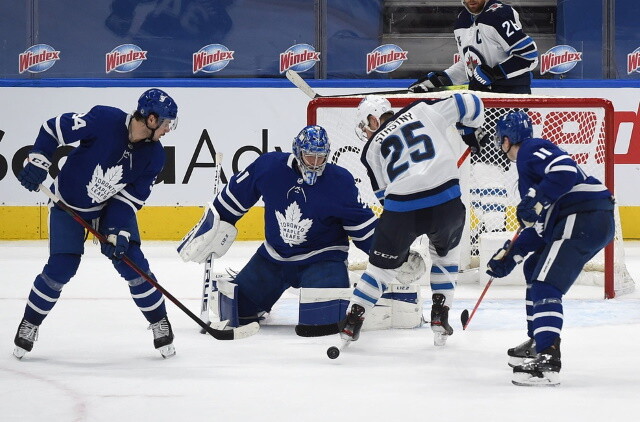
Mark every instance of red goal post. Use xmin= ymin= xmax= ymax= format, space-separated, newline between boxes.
xmin=307 ymin=92 xmax=634 ymax=299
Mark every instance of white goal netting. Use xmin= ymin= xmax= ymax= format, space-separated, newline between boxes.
xmin=308 ymin=91 xmax=634 ymax=298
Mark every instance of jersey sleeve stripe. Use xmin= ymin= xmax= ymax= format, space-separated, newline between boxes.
xmin=55 ymin=115 xmax=66 ymax=145
xmin=224 ymin=186 xmax=249 ymax=212
xmin=343 ymin=215 xmax=377 ymax=231
xmin=42 ymin=121 xmax=59 ymax=143
xmin=216 ymin=193 xmax=244 ymax=217
xmin=118 ymin=189 xmax=145 ymax=206
xmin=547 ymin=165 xmax=578 ymax=174
xmin=113 ymin=194 xmax=139 ymax=214
xmin=348 ymin=227 xmax=375 ymax=242
xmin=453 ymin=93 xmax=467 ymax=120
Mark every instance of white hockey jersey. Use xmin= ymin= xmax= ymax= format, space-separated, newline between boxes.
xmin=361 ymin=93 xmax=484 ymax=212
xmin=445 ymin=0 xmax=538 ymax=90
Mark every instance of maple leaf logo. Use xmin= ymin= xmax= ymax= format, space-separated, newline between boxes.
xmin=86 ymin=164 xmax=126 ymax=203
xmin=275 ymin=202 xmax=313 ymax=246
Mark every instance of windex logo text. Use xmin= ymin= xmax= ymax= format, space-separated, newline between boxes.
xmin=627 ymin=47 xmax=640 ymax=74
xmin=193 ymin=44 xmax=235 ymax=73
xmin=279 ymin=44 xmax=320 ymax=73
xmin=19 ymin=44 xmax=60 ymax=74
xmin=540 ymin=45 xmax=582 ymax=75
xmin=366 ymin=44 xmax=408 ymax=74
xmin=106 ymin=44 xmax=147 ymax=73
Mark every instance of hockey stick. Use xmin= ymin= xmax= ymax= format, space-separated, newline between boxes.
xmin=460 ymin=227 xmax=523 ymax=330
xmin=38 ymin=184 xmax=259 ymax=341
xmin=199 ymin=152 xmax=223 ymax=334
xmin=285 ymin=70 xmax=466 ymax=100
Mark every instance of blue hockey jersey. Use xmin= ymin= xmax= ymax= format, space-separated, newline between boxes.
xmin=31 ymin=105 xmax=165 ymax=228
xmin=516 ymin=138 xmax=614 ymax=241
xmin=213 ymin=152 xmax=377 ymax=265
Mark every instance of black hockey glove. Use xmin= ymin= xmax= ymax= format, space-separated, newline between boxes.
xmin=101 ymin=229 xmax=131 ymax=260
xmin=472 ymin=64 xmax=505 ymax=86
xmin=18 ymin=151 xmax=51 ymax=191
xmin=486 ymin=240 xmax=522 ymax=278
xmin=409 ymin=71 xmax=452 ymax=93
xmin=456 ymin=124 xmax=488 ymax=154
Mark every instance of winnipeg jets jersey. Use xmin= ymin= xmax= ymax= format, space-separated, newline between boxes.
xmin=445 ymin=0 xmax=538 ymax=89
xmin=32 ymin=105 xmax=164 ymax=226
xmin=214 ymin=152 xmax=376 ymax=265
xmin=516 ymin=138 xmax=614 ymax=241
xmin=361 ymin=93 xmax=484 ymax=212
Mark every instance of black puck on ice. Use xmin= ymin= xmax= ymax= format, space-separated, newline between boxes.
xmin=327 ymin=346 xmax=340 ymax=359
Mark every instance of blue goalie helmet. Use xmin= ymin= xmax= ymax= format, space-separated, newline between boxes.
xmin=292 ymin=125 xmax=330 ymax=185
xmin=137 ymin=88 xmax=179 ymax=129
xmin=495 ymin=111 xmax=533 ymax=149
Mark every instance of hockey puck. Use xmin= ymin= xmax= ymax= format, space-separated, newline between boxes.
xmin=327 ymin=346 xmax=340 ymax=359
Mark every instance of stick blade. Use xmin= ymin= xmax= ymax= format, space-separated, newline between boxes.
xmin=295 ymin=323 xmax=340 ymax=337
xmin=206 ymin=321 xmax=260 ymax=340
xmin=285 ymin=70 xmax=317 ymax=99
xmin=461 ymin=309 xmax=470 ymax=330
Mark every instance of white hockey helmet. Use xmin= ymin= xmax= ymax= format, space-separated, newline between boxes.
xmin=355 ymin=95 xmax=393 ymax=141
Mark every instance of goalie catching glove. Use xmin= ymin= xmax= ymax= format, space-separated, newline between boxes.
xmin=395 ymin=249 xmax=427 ymax=284
xmin=177 ymin=202 xmax=238 ymax=263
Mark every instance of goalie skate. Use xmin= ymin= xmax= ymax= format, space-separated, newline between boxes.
xmin=430 ymin=294 xmax=453 ymax=346
xmin=512 ymin=338 xmax=561 ymax=387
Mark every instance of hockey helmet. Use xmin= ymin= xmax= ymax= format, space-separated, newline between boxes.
xmin=292 ymin=125 xmax=330 ymax=185
xmin=355 ymin=95 xmax=393 ymax=141
xmin=137 ymin=88 xmax=179 ymax=130
xmin=495 ymin=111 xmax=533 ymax=148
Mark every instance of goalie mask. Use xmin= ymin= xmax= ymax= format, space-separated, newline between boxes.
xmin=495 ymin=111 xmax=533 ymax=149
xmin=292 ymin=125 xmax=330 ymax=185
xmin=355 ymin=95 xmax=392 ymax=141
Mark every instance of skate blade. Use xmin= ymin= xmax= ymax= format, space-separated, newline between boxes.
xmin=13 ymin=346 xmax=27 ymax=360
xmin=158 ymin=344 xmax=176 ymax=359
xmin=512 ymin=371 xmax=560 ymax=387
xmin=433 ymin=332 xmax=449 ymax=347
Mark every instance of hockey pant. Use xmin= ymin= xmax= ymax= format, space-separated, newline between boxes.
xmin=226 ymin=252 xmax=350 ymax=325
xmin=521 ymin=210 xmax=615 ymax=351
xmin=22 ymin=204 xmax=166 ymax=326
xmin=351 ymin=198 xmax=465 ymax=310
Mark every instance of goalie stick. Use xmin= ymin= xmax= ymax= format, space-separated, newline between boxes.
xmin=460 ymin=227 xmax=523 ymax=330
xmin=285 ymin=70 xmax=466 ymax=100
xmin=199 ymin=152 xmax=223 ymax=334
xmin=38 ymin=183 xmax=259 ymax=341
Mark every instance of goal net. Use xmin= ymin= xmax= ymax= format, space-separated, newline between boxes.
xmin=307 ymin=91 xmax=635 ymax=299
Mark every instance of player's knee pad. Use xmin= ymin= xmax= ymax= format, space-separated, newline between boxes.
xmin=42 ymin=253 xmax=81 ymax=286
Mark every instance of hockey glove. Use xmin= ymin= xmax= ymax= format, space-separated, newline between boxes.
xmin=486 ymin=240 xmax=523 ymax=278
xmin=456 ymin=124 xmax=488 ymax=154
xmin=516 ymin=188 xmax=547 ymax=227
xmin=396 ymin=249 xmax=427 ymax=284
xmin=101 ymin=229 xmax=131 ymax=260
xmin=408 ymin=71 xmax=452 ymax=93
xmin=472 ymin=64 xmax=504 ymax=87
xmin=18 ymin=151 xmax=51 ymax=191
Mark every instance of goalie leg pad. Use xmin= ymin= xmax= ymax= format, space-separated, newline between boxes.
xmin=177 ymin=202 xmax=238 ymax=263
xmin=217 ymin=278 xmax=240 ymax=328
xmin=299 ymin=288 xmax=351 ymax=325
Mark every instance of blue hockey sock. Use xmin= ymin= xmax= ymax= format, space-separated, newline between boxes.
xmin=128 ymin=275 xmax=166 ymax=324
xmin=24 ymin=274 xmax=63 ymax=326
xmin=530 ymin=282 xmax=564 ymax=352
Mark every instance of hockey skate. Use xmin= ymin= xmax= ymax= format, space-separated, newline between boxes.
xmin=338 ymin=304 xmax=365 ymax=343
xmin=13 ymin=318 xmax=39 ymax=359
xmin=430 ymin=293 xmax=453 ymax=346
xmin=149 ymin=316 xmax=176 ymax=359
xmin=512 ymin=338 xmax=561 ymax=387
xmin=507 ymin=338 xmax=536 ymax=367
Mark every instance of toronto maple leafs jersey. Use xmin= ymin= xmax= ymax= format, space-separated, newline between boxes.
xmin=213 ymin=152 xmax=376 ymax=265
xmin=445 ymin=0 xmax=538 ymax=90
xmin=516 ymin=138 xmax=614 ymax=241
xmin=31 ymin=105 xmax=164 ymax=227
xmin=361 ymin=93 xmax=484 ymax=212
